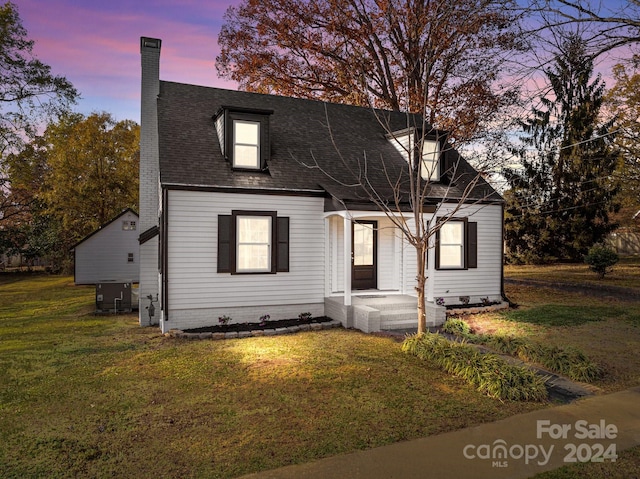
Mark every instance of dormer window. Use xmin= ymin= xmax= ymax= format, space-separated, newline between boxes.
xmin=214 ymin=107 xmax=273 ymax=171
xmin=387 ymin=127 xmax=443 ymax=182
xmin=420 ymin=139 xmax=440 ymax=182
xmin=233 ymin=120 xmax=260 ymax=168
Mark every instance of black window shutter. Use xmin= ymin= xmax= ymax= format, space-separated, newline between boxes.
xmin=276 ymin=216 xmax=289 ymax=272
xmin=218 ymin=215 xmax=231 ymax=273
xmin=467 ymin=222 xmax=478 ymax=269
xmin=260 ymin=116 xmax=270 ymax=170
xmin=435 ymin=228 xmax=441 ymax=270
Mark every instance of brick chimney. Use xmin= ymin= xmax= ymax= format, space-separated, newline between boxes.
xmin=139 ymin=37 xmax=161 ymax=326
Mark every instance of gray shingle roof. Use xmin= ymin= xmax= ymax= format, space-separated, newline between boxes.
xmin=157 ymin=81 xmax=502 ymax=207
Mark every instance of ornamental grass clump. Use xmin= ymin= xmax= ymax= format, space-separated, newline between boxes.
xmin=441 ymin=323 xmax=602 ymax=383
xmin=441 ymin=318 xmax=472 ymax=336
xmin=402 ymin=333 xmax=548 ymax=402
xmin=485 ymin=336 xmax=601 ymax=382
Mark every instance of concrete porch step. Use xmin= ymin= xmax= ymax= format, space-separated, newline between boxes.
xmin=380 ymin=319 xmax=420 ymax=330
xmin=380 ymin=308 xmax=419 ymax=330
xmin=353 ymin=297 xmax=417 ymax=311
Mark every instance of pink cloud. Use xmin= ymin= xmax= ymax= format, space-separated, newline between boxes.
xmin=16 ymin=0 xmax=239 ymax=121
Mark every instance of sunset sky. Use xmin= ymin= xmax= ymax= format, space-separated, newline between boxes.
xmin=17 ymin=0 xmax=239 ymax=123
xmin=15 ymin=0 xmax=634 ymax=125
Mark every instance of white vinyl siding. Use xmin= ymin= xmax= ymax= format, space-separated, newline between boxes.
xmin=215 ymin=114 xmax=225 ymax=156
xmin=388 ymin=132 xmax=412 ymax=163
xmin=405 ymin=203 xmax=503 ymax=303
xmin=166 ymin=191 xmax=325 ymax=316
xmin=433 ymin=205 xmax=503 ymax=301
xmin=378 ymin=220 xmax=400 ymax=290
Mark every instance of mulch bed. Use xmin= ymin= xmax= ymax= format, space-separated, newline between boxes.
xmin=184 ymin=316 xmax=333 ymax=334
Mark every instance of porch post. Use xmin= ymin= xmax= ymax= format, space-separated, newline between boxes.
xmin=343 ymin=215 xmax=351 ymax=306
xmin=427 ymin=227 xmax=436 ymax=302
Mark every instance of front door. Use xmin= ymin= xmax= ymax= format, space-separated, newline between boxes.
xmin=352 ymin=221 xmax=377 ymax=290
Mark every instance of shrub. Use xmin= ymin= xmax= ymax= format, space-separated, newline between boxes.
xmin=584 ymin=243 xmax=619 ymax=279
xmin=402 ymin=333 xmax=548 ymax=401
xmin=442 ymin=318 xmax=471 ymax=336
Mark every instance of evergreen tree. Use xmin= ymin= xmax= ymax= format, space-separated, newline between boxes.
xmin=504 ymin=35 xmax=620 ymax=263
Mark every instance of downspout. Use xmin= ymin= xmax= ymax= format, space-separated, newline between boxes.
xmin=162 ymin=186 xmax=169 ymax=322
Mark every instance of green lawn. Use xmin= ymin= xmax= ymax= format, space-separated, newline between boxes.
xmin=466 ymin=260 xmax=640 ymax=479
xmin=530 ymin=446 xmax=640 ymax=479
xmin=504 ymin=255 xmax=640 ymax=290
xmin=2 ymin=268 xmax=639 ymax=478
xmin=467 ymin=263 xmax=640 ymax=394
xmin=0 ymin=274 xmax=544 ymax=479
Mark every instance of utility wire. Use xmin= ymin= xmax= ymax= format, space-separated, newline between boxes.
xmin=507 ymin=198 xmax=613 ymax=219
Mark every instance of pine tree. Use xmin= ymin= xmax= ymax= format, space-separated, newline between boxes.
xmin=504 ymin=35 xmax=620 ymax=263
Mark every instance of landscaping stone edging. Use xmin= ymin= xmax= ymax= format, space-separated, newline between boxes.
xmin=164 ymin=319 xmax=342 ymax=340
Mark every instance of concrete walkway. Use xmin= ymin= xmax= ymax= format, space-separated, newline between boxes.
xmin=239 ymin=387 xmax=640 ymax=479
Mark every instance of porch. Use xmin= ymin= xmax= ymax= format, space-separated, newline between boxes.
xmin=325 ymin=293 xmax=446 ymax=333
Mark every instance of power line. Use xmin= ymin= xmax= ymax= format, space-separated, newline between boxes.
xmin=507 ymin=198 xmax=613 ymax=219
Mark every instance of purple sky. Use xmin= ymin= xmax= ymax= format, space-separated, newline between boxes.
xmin=17 ymin=0 xmax=239 ymax=123
xmin=16 ymin=0 xmax=634 ymax=125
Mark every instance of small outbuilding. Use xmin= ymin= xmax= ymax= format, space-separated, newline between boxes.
xmin=72 ymin=209 xmax=140 ymax=285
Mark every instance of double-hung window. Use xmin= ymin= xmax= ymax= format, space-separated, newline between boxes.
xmin=233 ymin=120 xmax=260 ymax=169
xmin=420 ymin=139 xmax=440 ymax=181
xmin=214 ymin=107 xmax=273 ymax=171
xmin=439 ymin=221 xmax=464 ymax=268
xmin=436 ymin=218 xmax=478 ymax=270
xmin=236 ymin=215 xmax=272 ymax=272
xmin=217 ymin=210 xmax=289 ymax=274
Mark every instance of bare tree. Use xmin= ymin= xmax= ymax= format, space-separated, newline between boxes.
xmin=524 ymin=1 xmax=640 ymax=59
xmin=301 ymin=106 xmax=497 ymax=333
xmin=217 ymin=0 xmax=524 ymax=142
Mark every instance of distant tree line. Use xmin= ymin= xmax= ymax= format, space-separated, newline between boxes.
xmin=0 ymin=2 xmax=138 ymax=272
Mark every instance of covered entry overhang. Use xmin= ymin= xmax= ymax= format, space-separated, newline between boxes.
xmin=323 ymin=200 xmax=437 ymax=308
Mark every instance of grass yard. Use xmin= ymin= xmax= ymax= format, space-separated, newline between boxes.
xmin=464 ymin=258 xmax=640 ymax=479
xmin=530 ymin=445 xmax=640 ymax=479
xmin=504 ymin=255 xmax=640 ymax=290
xmin=0 ymin=274 xmax=544 ymax=479
xmin=466 ymin=262 xmax=640 ymax=394
xmin=2 ymin=259 xmax=639 ymax=479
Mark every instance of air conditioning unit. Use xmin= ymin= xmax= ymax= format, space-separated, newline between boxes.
xmin=96 ymin=281 xmax=132 ymax=313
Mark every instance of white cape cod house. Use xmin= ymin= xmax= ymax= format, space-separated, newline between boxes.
xmin=138 ymin=37 xmax=505 ymax=333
